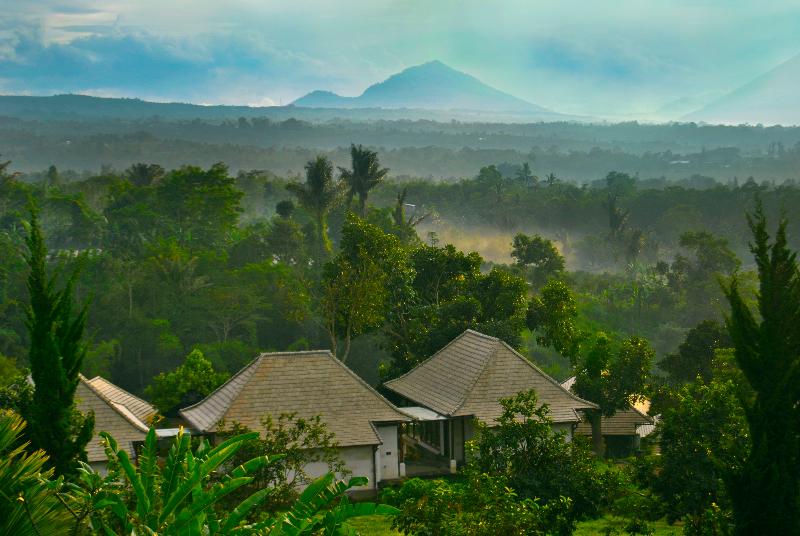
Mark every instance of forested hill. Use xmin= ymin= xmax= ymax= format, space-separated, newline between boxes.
xmin=3 ymin=104 xmax=800 ymax=181
xmin=0 ymin=94 xmax=565 ymax=123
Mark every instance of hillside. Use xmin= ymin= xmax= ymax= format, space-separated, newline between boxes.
xmin=685 ymin=53 xmax=800 ymax=126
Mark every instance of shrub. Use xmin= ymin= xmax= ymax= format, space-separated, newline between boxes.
xmin=471 ymin=389 xmax=623 ymax=521
xmin=384 ymin=472 xmax=573 ymax=536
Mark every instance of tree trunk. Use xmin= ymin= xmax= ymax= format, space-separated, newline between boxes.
xmin=590 ymin=412 xmax=604 ymax=457
xmin=341 ymin=324 xmax=353 ymax=363
xmin=359 ymin=192 xmax=368 ymax=218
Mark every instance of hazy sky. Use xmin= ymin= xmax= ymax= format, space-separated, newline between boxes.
xmin=2 ymin=1 xmax=799 ymax=117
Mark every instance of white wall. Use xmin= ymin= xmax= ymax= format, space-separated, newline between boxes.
xmin=376 ymin=424 xmax=400 ymax=480
xmin=302 ymin=445 xmax=376 ymax=490
xmin=553 ymin=422 xmax=574 ymax=442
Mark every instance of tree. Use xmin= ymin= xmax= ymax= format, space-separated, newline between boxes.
xmin=511 ymin=233 xmax=565 ymax=288
xmin=651 ymin=378 xmax=746 ymax=531
xmin=156 ymin=163 xmax=243 ymax=250
xmin=722 ymin=205 xmax=800 ymax=534
xmin=275 ymin=199 xmax=295 ymax=219
xmin=321 ymin=214 xmax=411 ymax=362
xmin=471 ymin=390 xmax=619 ymax=523
xmin=659 ymin=319 xmax=731 ymax=385
xmin=145 ymin=349 xmax=229 ymax=415
xmin=383 ymin=246 xmax=528 ymax=379
xmin=287 ymin=156 xmax=341 ymax=264
xmin=125 ymin=163 xmax=164 ymax=187
xmin=23 ymin=206 xmax=94 ymax=476
xmin=527 ymin=280 xmax=653 ymax=455
xmin=526 ymin=279 xmax=581 ymax=361
xmin=573 ymin=334 xmax=653 ymax=455
xmin=338 ymin=144 xmax=389 ymax=217
xmin=515 ymin=161 xmax=538 ymax=187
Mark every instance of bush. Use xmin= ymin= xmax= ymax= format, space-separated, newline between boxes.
xmin=471 ymin=390 xmax=623 ymax=521
xmin=383 ymin=472 xmax=573 ymax=536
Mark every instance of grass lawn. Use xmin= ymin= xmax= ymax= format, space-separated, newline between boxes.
xmin=346 ymin=515 xmax=400 ymax=535
xmin=575 ymin=515 xmax=683 ymax=535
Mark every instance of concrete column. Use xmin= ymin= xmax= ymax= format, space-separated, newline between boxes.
xmin=399 ymin=462 xmax=406 ymax=478
xmin=449 ymin=459 xmax=457 ymax=474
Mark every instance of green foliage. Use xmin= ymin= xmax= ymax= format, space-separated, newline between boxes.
xmin=383 ymin=244 xmax=528 ymax=379
xmin=60 ymin=426 xmax=390 ymax=535
xmin=0 ymin=353 xmax=19 ymax=385
xmin=23 ymin=205 xmax=94 ymax=476
xmin=646 ymin=379 xmax=747 ymax=525
xmin=322 ymin=214 xmax=412 ymax=362
xmin=339 ymin=144 xmax=389 ymax=217
xmin=722 ymin=204 xmax=800 ymax=534
xmin=527 ymin=279 xmax=582 ymax=360
xmin=471 ymin=390 xmax=621 ymax=522
xmin=158 ymin=162 xmax=244 ymax=250
xmin=658 ymin=320 xmax=731 ymax=386
xmin=511 ymin=232 xmax=566 ymax=288
xmin=384 ymin=473 xmax=573 ymax=536
xmin=0 ymin=410 xmax=71 ymax=536
xmin=287 ymin=156 xmax=342 ymax=263
xmin=222 ymin=413 xmax=347 ymax=513
xmin=145 ymin=349 xmax=229 ymax=415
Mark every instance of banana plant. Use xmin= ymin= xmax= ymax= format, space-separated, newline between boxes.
xmin=247 ymin=473 xmax=399 ymax=535
xmin=62 ymin=426 xmax=398 ymax=535
xmin=62 ymin=427 xmax=280 ymax=535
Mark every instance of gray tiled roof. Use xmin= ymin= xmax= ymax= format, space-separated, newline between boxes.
xmin=561 ymin=377 xmax=653 ymax=435
xmin=179 ymin=351 xmax=410 ymax=446
xmin=86 ymin=376 xmax=157 ymax=425
xmin=75 ymin=376 xmax=149 ymax=462
xmin=384 ymin=330 xmax=597 ymax=424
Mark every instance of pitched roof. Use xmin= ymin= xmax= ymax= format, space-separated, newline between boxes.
xmin=561 ymin=377 xmax=653 ymax=436
xmin=75 ymin=376 xmax=150 ymax=462
xmin=86 ymin=376 xmax=157 ymax=425
xmin=179 ymin=351 xmax=410 ymax=446
xmin=384 ymin=330 xmax=597 ymax=424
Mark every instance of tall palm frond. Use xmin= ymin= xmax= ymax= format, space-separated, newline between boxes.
xmin=338 ymin=144 xmax=389 ymax=217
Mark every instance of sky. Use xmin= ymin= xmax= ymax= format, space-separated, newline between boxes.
xmin=2 ymin=1 xmax=799 ymax=118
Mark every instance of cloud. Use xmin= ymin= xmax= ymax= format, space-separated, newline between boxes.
xmin=1 ymin=0 xmax=800 ymax=116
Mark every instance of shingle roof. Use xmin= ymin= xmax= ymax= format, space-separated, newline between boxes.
xmin=179 ymin=351 xmax=410 ymax=446
xmin=75 ymin=376 xmax=150 ymax=462
xmin=561 ymin=377 xmax=653 ymax=436
xmin=86 ymin=376 xmax=157 ymax=425
xmin=384 ymin=330 xmax=597 ymax=424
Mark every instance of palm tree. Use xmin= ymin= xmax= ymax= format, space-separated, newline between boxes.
xmin=287 ymin=156 xmax=341 ymax=263
xmin=338 ymin=144 xmax=389 ymax=217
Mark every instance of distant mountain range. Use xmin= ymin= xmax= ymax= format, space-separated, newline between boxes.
xmin=294 ymin=60 xmax=561 ymax=116
xmin=684 ymin=53 xmax=800 ymax=125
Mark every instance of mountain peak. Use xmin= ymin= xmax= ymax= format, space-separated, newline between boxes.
xmin=684 ymin=52 xmax=800 ymax=125
xmin=293 ymin=60 xmax=553 ymax=114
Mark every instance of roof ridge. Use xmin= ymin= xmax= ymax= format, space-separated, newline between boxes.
xmin=450 ymin=338 xmax=501 ymax=415
xmin=179 ymin=354 xmax=263 ymax=425
xmin=500 ymin=341 xmax=598 ymax=410
xmin=384 ymin=329 xmax=478 ymax=388
xmin=89 ymin=376 xmax=155 ymax=413
xmin=79 ymin=376 xmax=150 ymax=433
xmin=323 ymin=351 xmax=410 ymax=424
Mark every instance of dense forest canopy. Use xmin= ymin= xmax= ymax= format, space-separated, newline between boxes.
xmin=2 ymin=100 xmax=800 ymax=181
